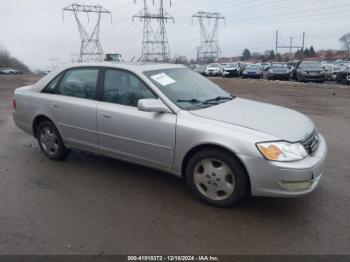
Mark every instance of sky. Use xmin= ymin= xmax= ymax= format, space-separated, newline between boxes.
xmin=0 ymin=0 xmax=350 ymax=70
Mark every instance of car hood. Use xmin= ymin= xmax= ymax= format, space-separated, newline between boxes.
xmin=190 ymin=98 xmax=315 ymax=142
xmin=206 ymin=67 xmax=220 ymax=70
xmin=224 ymin=67 xmax=238 ymax=71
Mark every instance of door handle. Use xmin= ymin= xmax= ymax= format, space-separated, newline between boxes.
xmin=101 ymin=113 xmax=111 ymax=119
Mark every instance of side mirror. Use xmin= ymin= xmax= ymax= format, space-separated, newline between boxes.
xmin=138 ymin=98 xmax=172 ymax=113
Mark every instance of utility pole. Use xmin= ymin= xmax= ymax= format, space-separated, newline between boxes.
xmin=289 ymin=37 xmax=294 ymax=62
xmin=192 ymin=12 xmax=225 ymax=63
xmin=62 ymin=3 xmax=112 ymax=63
xmin=301 ymin=31 xmax=305 ymax=59
xmin=275 ymin=30 xmax=305 ymax=62
xmin=275 ymin=30 xmax=278 ymax=62
xmin=133 ymin=0 xmax=174 ymax=62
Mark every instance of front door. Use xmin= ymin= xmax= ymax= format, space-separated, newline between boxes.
xmin=97 ymin=68 xmax=176 ymax=169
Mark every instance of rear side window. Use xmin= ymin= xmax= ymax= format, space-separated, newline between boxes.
xmin=57 ymin=69 xmax=99 ymax=100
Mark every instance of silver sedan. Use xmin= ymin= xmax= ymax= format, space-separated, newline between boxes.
xmin=12 ymin=63 xmax=327 ymax=207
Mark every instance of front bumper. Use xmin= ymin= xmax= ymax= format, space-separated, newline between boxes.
xmin=268 ymin=73 xmax=290 ymax=79
xmin=243 ymin=73 xmax=261 ymax=78
xmin=222 ymin=70 xmax=240 ymax=77
xmin=299 ymin=74 xmax=325 ymax=81
xmin=239 ymin=134 xmax=327 ymax=197
xmin=205 ymin=71 xmax=220 ymax=76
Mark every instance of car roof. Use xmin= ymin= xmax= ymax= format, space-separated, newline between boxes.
xmin=58 ymin=62 xmax=187 ymax=74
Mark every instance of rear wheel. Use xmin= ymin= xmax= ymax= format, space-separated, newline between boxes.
xmin=185 ymin=149 xmax=248 ymax=207
xmin=37 ymin=120 xmax=71 ymax=161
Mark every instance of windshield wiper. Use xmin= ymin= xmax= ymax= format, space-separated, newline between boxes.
xmin=177 ymin=99 xmax=201 ymax=103
xmin=203 ymin=96 xmax=233 ymax=104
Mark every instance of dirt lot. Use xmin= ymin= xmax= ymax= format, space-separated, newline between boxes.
xmin=0 ymin=74 xmax=349 ymax=255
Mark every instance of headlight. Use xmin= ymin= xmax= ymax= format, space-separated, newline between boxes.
xmin=268 ymin=69 xmax=273 ymax=73
xmin=256 ymin=141 xmax=308 ymax=162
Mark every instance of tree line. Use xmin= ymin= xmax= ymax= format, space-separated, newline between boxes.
xmin=241 ymin=46 xmax=316 ymax=62
xmin=0 ymin=46 xmax=31 ymax=73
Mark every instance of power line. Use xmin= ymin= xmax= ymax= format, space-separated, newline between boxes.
xmin=275 ymin=30 xmax=305 ymax=61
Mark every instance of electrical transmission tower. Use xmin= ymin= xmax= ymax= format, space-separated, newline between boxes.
xmin=133 ymin=0 xmax=174 ymax=62
xmin=193 ymin=11 xmax=225 ymax=63
xmin=62 ymin=4 xmax=112 ymax=63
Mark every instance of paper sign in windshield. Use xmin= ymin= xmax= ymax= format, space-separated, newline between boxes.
xmin=150 ymin=73 xmax=176 ymax=86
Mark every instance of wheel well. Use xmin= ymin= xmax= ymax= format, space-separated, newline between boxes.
xmin=181 ymin=144 xmax=251 ymax=194
xmin=32 ymin=115 xmax=52 ymax=138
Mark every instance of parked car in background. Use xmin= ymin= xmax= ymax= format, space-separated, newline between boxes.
xmin=288 ymin=60 xmax=302 ymax=80
xmin=336 ymin=65 xmax=350 ymax=85
xmin=261 ymin=63 xmax=271 ymax=71
xmin=193 ymin=64 xmax=206 ymax=75
xmin=322 ymin=64 xmax=333 ymax=81
xmin=0 ymin=68 xmax=18 ymax=74
xmin=297 ymin=61 xmax=326 ymax=83
xmin=12 ymin=63 xmax=327 ymax=207
xmin=221 ymin=63 xmax=242 ymax=77
xmin=267 ymin=62 xmax=291 ymax=80
xmin=204 ymin=63 xmax=222 ymax=76
xmin=242 ymin=64 xmax=263 ymax=79
xmin=331 ymin=63 xmax=348 ymax=81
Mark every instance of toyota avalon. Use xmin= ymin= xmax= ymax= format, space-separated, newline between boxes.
xmin=12 ymin=63 xmax=327 ymax=207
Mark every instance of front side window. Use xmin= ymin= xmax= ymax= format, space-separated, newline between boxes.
xmin=57 ymin=68 xmax=99 ymax=99
xmin=103 ymin=69 xmax=156 ymax=107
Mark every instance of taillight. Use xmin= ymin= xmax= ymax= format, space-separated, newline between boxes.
xmin=12 ymin=99 xmax=16 ymax=109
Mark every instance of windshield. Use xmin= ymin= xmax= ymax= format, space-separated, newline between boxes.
xmin=208 ymin=63 xmax=220 ymax=68
xmin=247 ymin=65 xmax=260 ymax=70
xmin=225 ymin=64 xmax=238 ymax=68
xmin=301 ymin=63 xmax=322 ymax=70
xmin=144 ymin=68 xmax=232 ymax=110
xmin=271 ymin=63 xmax=288 ymax=69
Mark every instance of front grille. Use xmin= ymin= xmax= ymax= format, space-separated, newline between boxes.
xmin=301 ymin=130 xmax=320 ymax=155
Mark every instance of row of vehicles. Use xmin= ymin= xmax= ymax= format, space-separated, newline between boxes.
xmin=0 ymin=68 xmax=23 ymax=74
xmin=192 ymin=61 xmax=350 ymax=84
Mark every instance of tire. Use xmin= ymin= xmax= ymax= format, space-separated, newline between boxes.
xmin=37 ymin=120 xmax=71 ymax=161
xmin=185 ymin=149 xmax=249 ymax=207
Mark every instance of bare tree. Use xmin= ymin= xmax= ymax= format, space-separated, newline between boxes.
xmin=339 ymin=33 xmax=350 ymax=56
xmin=0 ymin=45 xmax=31 ymax=73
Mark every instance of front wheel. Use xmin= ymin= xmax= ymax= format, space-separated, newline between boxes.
xmin=37 ymin=120 xmax=71 ymax=161
xmin=185 ymin=149 xmax=249 ymax=207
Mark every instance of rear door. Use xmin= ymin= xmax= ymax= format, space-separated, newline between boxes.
xmin=97 ymin=68 xmax=176 ymax=169
xmin=47 ymin=67 xmax=100 ymax=153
